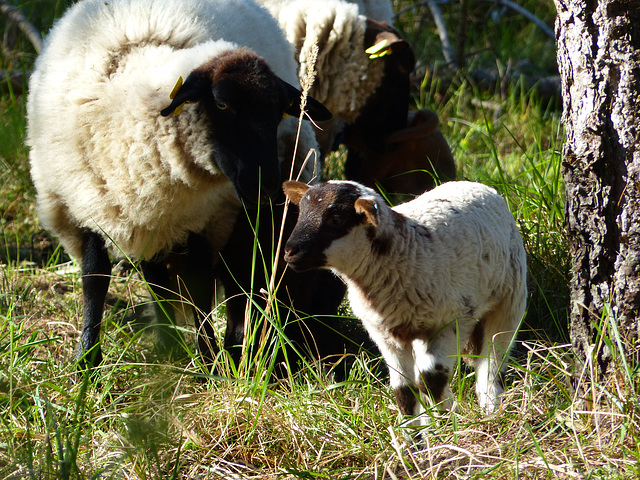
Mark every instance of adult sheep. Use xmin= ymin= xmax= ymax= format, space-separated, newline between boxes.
xmin=283 ymin=180 xmax=527 ymax=424
xmin=26 ymin=0 xmax=331 ymax=371
xmin=259 ymin=0 xmax=412 ymax=156
xmin=259 ymin=0 xmax=456 ymax=198
xmin=344 ymin=109 xmax=456 ymax=203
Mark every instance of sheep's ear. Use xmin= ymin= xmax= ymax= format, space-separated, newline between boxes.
xmin=161 ymin=73 xmax=208 ymax=117
xmin=355 ymin=198 xmax=379 ymax=227
xmin=364 ymin=19 xmax=411 ymax=59
xmin=281 ymin=80 xmax=332 ymax=122
xmin=283 ymin=180 xmax=310 ymax=205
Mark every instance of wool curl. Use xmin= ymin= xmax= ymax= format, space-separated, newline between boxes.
xmin=259 ymin=0 xmax=388 ymax=123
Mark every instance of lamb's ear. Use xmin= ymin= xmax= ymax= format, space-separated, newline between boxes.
xmin=283 ymin=180 xmax=310 ymax=205
xmin=161 ymin=73 xmax=208 ymax=117
xmin=355 ymin=198 xmax=380 ymax=227
xmin=281 ymin=80 xmax=332 ymax=122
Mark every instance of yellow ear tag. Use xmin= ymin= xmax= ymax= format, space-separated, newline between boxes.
xmin=169 ymin=76 xmax=187 ymax=117
xmin=172 ymin=103 xmax=185 ymax=117
xmin=365 ymin=39 xmax=392 ymax=59
xmin=169 ymin=76 xmax=183 ymax=99
xmin=283 ymin=100 xmax=294 ymax=118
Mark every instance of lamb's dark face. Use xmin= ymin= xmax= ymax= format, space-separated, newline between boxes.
xmin=283 ymin=181 xmax=379 ymax=272
xmin=161 ymin=49 xmax=331 ymax=207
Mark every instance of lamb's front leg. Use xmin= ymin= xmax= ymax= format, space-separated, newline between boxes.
xmin=412 ymin=327 xmax=461 ymax=412
xmin=369 ymin=331 xmax=419 ymax=419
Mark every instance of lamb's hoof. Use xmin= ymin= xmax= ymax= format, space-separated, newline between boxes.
xmin=398 ymin=414 xmax=429 ymax=448
xmin=477 ymin=387 xmax=503 ymax=415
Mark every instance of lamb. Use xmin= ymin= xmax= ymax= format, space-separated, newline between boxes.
xmin=26 ymin=0 xmax=331 ymax=370
xmin=282 ymin=179 xmax=527 ymax=424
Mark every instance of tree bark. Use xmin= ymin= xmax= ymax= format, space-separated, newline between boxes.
xmin=555 ymin=0 xmax=640 ymax=381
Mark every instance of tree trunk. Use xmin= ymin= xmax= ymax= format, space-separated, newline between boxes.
xmin=555 ymin=0 xmax=640 ymax=381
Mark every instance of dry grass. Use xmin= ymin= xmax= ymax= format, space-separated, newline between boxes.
xmin=2 ymin=276 xmax=639 ymax=479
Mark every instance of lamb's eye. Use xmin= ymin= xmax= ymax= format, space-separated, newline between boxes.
xmin=328 ymin=214 xmax=346 ymax=228
xmin=216 ymin=101 xmax=229 ymax=111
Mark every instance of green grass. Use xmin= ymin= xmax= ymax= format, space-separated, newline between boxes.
xmin=1 ymin=0 xmax=639 ymax=478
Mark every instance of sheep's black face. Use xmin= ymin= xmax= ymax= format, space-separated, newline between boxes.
xmin=345 ymin=19 xmax=415 ymax=154
xmin=161 ymin=49 xmax=331 ymax=207
xmin=205 ymin=73 xmax=284 ymax=206
xmin=284 ymin=182 xmax=367 ymax=272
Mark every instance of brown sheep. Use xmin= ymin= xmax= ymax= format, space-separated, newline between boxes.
xmin=344 ymin=109 xmax=457 ymax=203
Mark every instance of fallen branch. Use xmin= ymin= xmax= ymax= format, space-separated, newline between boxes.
xmin=482 ymin=0 xmax=555 ymax=39
xmin=466 ymin=67 xmax=561 ymax=102
xmin=394 ymin=0 xmax=555 ymax=66
xmin=0 ymin=1 xmax=43 ymax=53
xmin=425 ymin=0 xmax=456 ymax=66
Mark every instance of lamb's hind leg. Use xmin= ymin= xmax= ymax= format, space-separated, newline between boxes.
xmin=473 ymin=294 xmax=524 ymax=413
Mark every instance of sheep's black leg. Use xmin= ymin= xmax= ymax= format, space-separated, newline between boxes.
xmin=222 ymin=287 xmax=247 ymax=367
xmin=217 ymin=200 xmax=349 ymax=374
xmin=140 ymin=259 xmax=178 ymax=350
xmin=141 ymin=234 xmax=218 ymax=371
xmin=76 ymin=230 xmax=111 ymax=371
xmin=215 ymin=209 xmax=266 ymax=368
xmin=182 ymin=232 xmax=218 ymax=369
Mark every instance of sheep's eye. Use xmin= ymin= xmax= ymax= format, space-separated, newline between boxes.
xmin=216 ymin=101 xmax=229 ymax=111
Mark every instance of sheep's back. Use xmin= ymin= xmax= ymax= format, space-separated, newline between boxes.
xmin=35 ymin=0 xmax=297 ymax=81
xmin=260 ymin=0 xmax=385 ymax=123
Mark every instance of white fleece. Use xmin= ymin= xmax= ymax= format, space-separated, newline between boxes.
xmin=258 ymin=0 xmax=389 ymax=124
